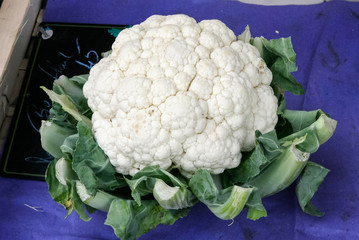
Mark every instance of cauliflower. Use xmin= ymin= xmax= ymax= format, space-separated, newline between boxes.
xmin=83 ymin=14 xmax=278 ymax=177
xmin=41 ymin=16 xmax=337 ymax=237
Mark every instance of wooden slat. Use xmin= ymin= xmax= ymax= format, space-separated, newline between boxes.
xmin=0 ymin=0 xmax=31 ymax=80
xmin=0 ymin=0 xmax=42 ymax=127
xmin=234 ymin=0 xmax=326 ymax=5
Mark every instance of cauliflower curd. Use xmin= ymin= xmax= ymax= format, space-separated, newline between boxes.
xmin=83 ymin=14 xmax=278 ymax=176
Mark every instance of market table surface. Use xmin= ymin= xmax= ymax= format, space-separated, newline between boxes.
xmin=0 ymin=0 xmax=358 ymax=239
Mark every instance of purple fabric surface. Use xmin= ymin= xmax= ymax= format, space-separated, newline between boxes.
xmin=1 ymin=0 xmax=358 ymax=239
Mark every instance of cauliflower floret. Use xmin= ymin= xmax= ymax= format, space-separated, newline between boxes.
xmin=181 ymin=120 xmax=241 ymax=175
xmin=83 ymin=14 xmax=278 ymax=177
xmin=159 ymin=91 xmax=208 ymax=143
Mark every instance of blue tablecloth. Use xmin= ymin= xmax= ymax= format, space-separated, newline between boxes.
xmin=1 ymin=0 xmax=358 ymax=239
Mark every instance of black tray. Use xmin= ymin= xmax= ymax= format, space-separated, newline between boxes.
xmin=0 ymin=23 xmax=127 ymax=180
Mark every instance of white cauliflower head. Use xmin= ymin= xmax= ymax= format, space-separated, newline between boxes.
xmin=83 ymin=14 xmax=278 ymax=177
